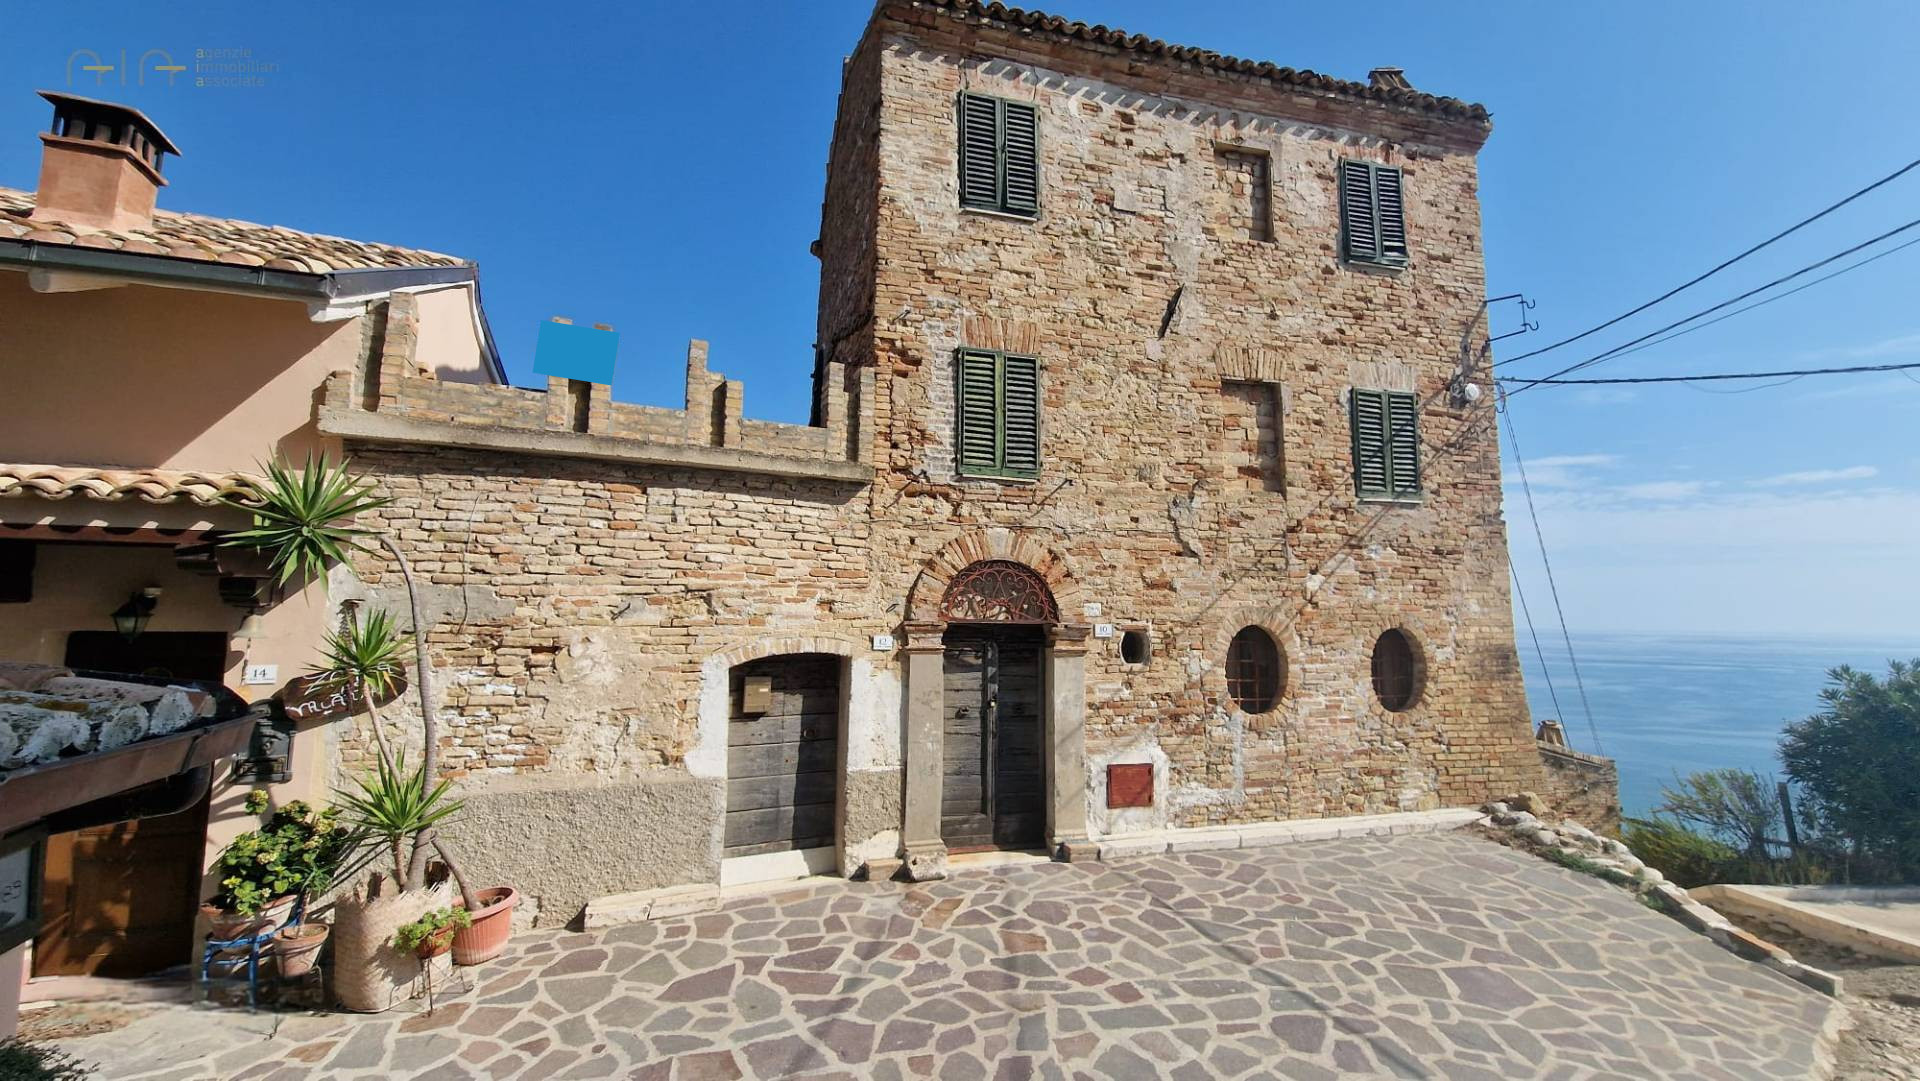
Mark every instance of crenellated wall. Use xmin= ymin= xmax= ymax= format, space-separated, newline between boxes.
xmin=336 ymin=293 xmax=869 ymax=475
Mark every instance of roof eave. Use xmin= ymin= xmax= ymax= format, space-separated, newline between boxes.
xmin=0 ymin=239 xmax=509 ymax=386
xmin=887 ymin=0 xmax=1493 ymax=148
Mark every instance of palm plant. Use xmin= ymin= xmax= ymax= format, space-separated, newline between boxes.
xmin=335 ymin=751 xmax=465 ymax=891
xmin=223 ymin=454 xmax=477 ymax=909
xmin=313 ymin=608 xmax=411 ymax=773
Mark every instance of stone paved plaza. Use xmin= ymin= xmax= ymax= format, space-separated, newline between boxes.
xmin=57 ymin=833 xmax=1839 ymax=1080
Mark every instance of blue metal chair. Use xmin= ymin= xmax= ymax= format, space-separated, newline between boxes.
xmin=200 ymin=896 xmax=304 ymax=1007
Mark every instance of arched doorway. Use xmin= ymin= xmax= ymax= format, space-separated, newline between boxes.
xmin=938 ymin=561 xmax=1056 ymax=850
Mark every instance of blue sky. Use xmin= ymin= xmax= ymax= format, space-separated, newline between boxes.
xmin=6 ymin=1 xmax=1918 ymax=638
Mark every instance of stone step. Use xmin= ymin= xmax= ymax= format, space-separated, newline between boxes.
xmin=1093 ymin=808 xmax=1483 ymax=861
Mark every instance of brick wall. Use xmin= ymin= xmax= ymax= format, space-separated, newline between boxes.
xmin=335 ymin=444 xmax=878 ymax=779
xmin=1538 ymin=744 xmax=1623 ymax=835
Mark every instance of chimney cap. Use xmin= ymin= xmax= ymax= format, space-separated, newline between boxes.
xmin=1367 ymin=67 xmax=1414 ymax=92
xmin=37 ymin=89 xmax=180 ymax=156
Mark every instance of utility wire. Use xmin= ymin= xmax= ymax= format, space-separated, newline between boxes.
xmin=1499 ymin=397 xmax=1602 ymax=754
xmin=1499 ymin=359 xmax=1920 ymax=386
xmin=1509 ymin=562 xmax=1567 ymax=731
xmin=1496 ymin=155 xmax=1920 ymax=368
xmin=1531 ymin=234 xmax=1920 ymax=372
xmin=1507 ymin=216 xmax=1920 ymax=395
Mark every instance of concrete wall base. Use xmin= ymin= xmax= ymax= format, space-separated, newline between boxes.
xmin=438 ymin=772 xmax=721 ymax=929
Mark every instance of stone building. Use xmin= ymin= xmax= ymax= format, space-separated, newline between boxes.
xmin=319 ymin=0 xmax=1561 ymax=923
xmin=2 ymin=0 xmax=1611 ymax=945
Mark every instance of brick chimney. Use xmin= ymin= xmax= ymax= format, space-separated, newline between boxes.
xmin=27 ymin=90 xmax=178 ymax=232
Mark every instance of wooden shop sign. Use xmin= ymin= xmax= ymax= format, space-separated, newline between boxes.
xmin=276 ymin=673 xmax=405 ymax=723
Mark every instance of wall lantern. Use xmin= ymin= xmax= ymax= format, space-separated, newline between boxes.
xmin=111 ymin=587 xmax=162 ymax=641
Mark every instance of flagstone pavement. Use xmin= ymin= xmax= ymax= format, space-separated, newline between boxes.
xmin=56 ymin=832 xmax=1840 ymax=1080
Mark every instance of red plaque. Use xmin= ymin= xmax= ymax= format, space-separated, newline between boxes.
xmin=1107 ymin=763 xmax=1154 ymax=809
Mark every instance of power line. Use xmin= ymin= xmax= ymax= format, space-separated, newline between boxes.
xmin=1507 ymin=216 xmax=1920 ymax=395
xmin=1500 ymin=398 xmax=1601 ymax=754
xmin=1498 ymin=359 xmax=1920 ymax=386
xmin=1496 ymin=155 xmax=1920 ymax=368
xmin=1533 ymin=234 xmax=1920 ymax=372
xmin=1509 ymin=562 xmax=1567 ymax=730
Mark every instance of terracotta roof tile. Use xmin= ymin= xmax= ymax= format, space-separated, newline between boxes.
xmin=0 ymin=187 xmax=466 ymax=272
xmin=910 ymin=0 xmax=1491 ymax=128
xmin=0 ymin=464 xmax=263 ymax=507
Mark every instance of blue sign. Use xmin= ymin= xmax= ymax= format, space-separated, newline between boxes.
xmin=533 ymin=320 xmax=619 ymax=385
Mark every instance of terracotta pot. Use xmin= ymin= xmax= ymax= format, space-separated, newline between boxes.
xmin=413 ymin=924 xmax=458 ymax=960
xmin=275 ymin=922 xmax=330 ymax=978
xmin=451 ymin=886 xmax=518 ymax=966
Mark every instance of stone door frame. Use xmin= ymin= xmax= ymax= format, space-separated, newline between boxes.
xmin=692 ymin=634 xmax=877 ymax=882
xmin=898 ymin=538 xmax=1091 ymax=881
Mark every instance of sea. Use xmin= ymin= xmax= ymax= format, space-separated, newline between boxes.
xmin=1515 ymin=632 xmax=1920 ymax=819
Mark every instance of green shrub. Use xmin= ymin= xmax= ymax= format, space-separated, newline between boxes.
xmin=1625 ymin=815 xmax=1833 ymax=888
xmin=1623 ymin=816 xmax=1742 ymax=888
xmin=1781 ymin=661 xmax=1920 ymax=882
xmin=209 ymin=794 xmax=361 ymax=916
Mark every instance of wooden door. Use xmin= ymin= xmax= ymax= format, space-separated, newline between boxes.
xmin=724 ymin=655 xmax=840 ymax=857
xmin=33 ymin=632 xmax=228 ymax=978
xmin=941 ymin=625 xmax=1045 ymax=850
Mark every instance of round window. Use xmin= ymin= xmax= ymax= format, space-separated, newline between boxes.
xmin=1371 ymin=629 xmax=1421 ymax=712
xmin=1226 ymin=626 xmax=1282 ymax=714
xmin=1120 ymin=629 xmax=1151 ymax=665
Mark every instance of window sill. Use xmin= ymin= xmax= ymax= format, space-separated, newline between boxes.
xmin=956 ymin=471 xmax=1039 ymax=486
xmin=1342 ymin=257 xmax=1410 ymax=274
xmin=1358 ymin=495 xmax=1425 ymax=506
xmin=960 ymin=205 xmax=1041 ymax=224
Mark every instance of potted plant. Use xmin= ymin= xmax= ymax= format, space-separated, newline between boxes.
xmin=394 ymin=907 xmax=470 ymax=960
xmin=222 ymin=457 xmax=487 ymax=910
xmin=325 ymin=745 xmax=468 ymax=1009
xmin=203 ymin=790 xmax=356 ymax=950
xmin=451 ymin=885 xmax=520 ymax=966
xmin=274 ymin=921 xmax=331 ymax=978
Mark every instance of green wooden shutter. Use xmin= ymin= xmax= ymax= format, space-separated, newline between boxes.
xmin=1373 ymin=166 xmax=1409 ymax=263
xmin=1350 ymin=388 xmax=1390 ymax=496
xmin=1385 ymin=391 xmax=1421 ymax=495
xmin=1339 ymin=160 xmax=1378 ymax=263
xmin=958 ymin=93 xmax=1000 ymax=211
xmin=957 ymin=349 xmax=1001 ymax=474
xmin=1000 ymin=353 xmax=1040 ymax=476
xmin=1001 ymin=101 xmax=1039 ymax=215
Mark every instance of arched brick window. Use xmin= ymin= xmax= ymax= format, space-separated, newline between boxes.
xmin=1226 ymin=627 xmax=1282 ymax=714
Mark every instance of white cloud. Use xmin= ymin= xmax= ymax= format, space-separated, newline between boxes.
xmin=1801 ymin=331 xmax=1920 ymax=362
xmin=1505 ymin=486 xmax=1920 ymax=635
xmin=1531 ymin=454 xmax=1619 ymax=468
xmin=1616 ymin=480 xmax=1708 ymax=501
xmin=1575 ymin=387 xmax=1638 ymax=406
xmin=1749 ymin=466 xmax=1878 ymax=487
xmin=1516 ymin=453 xmax=1618 ymax=488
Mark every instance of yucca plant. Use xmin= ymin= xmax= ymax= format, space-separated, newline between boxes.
xmin=313 ymin=608 xmax=412 ymax=772
xmin=223 ymin=454 xmax=477 ymax=909
xmin=225 ymin=455 xmax=391 ymax=585
xmin=335 ymin=751 xmax=465 ymax=891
